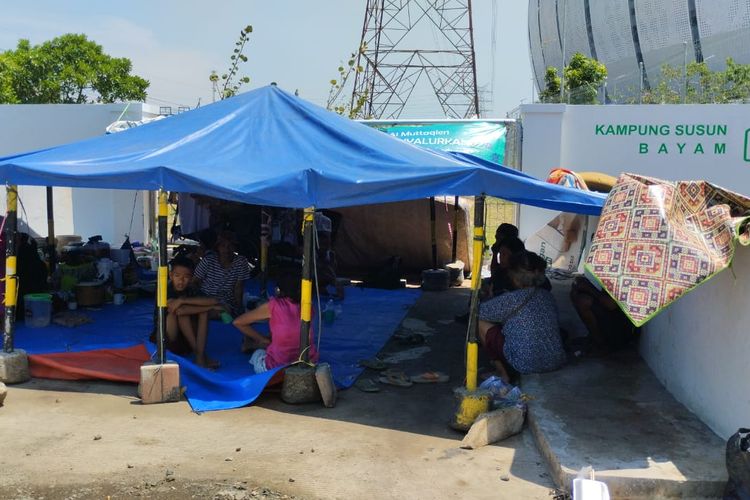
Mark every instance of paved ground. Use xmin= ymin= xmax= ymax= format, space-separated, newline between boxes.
xmin=0 ymin=287 xmax=557 ymax=500
xmin=523 ymin=350 xmax=727 ymax=499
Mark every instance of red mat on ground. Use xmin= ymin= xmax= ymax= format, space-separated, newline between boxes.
xmin=28 ymin=344 xmax=151 ymax=383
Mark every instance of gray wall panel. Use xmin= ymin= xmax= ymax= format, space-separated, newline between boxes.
xmin=529 ymin=0 xmax=548 ymax=90
xmin=696 ymin=0 xmax=750 ymax=70
xmin=559 ymin=0 xmax=591 ymax=61
xmin=635 ymin=0 xmax=696 ymax=81
xmin=539 ymin=0 xmax=563 ymax=72
xmin=528 ymin=0 xmax=750 ymax=101
xmin=589 ymin=0 xmax=640 ymax=88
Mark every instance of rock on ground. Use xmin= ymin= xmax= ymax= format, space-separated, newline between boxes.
xmin=461 ymin=406 xmax=525 ymax=449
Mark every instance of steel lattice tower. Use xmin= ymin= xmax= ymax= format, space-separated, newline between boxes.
xmin=351 ymin=0 xmax=481 ymax=119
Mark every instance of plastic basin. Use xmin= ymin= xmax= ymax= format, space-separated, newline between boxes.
xmin=24 ymin=293 xmax=53 ymax=328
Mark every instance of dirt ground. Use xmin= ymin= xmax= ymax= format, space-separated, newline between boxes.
xmin=0 ymin=287 xmax=557 ymax=500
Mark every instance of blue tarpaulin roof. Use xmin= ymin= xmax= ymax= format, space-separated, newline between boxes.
xmin=0 ymin=86 xmax=605 ymax=214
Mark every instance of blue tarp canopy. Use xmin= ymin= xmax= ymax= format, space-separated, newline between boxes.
xmin=0 ymin=86 xmax=605 ymax=214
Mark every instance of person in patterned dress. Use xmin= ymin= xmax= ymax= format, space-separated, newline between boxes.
xmin=478 ymin=251 xmax=566 ymax=382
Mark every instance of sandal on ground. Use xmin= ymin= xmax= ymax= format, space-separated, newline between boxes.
xmin=378 ymin=371 xmax=413 ymax=387
xmin=355 ymin=378 xmax=381 ymax=392
xmin=397 ymin=333 xmax=425 ymax=346
xmin=358 ymin=357 xmax=389 ymax=370
xmin=411 ymin=371 xmax=450 ymax=383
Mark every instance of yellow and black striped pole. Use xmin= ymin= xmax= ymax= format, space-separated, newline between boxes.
xmin=3 ymin=185 xmax=18 ymax=353
xmin=465 ymin=194 xmax=486 ymax=391
xmin=298 ymin=207 xmax=314 ymax=362
xmin=451 ymin=194 xmax=490 ymax=431
xmin=156 ymin=189 xmax=169 ymax=364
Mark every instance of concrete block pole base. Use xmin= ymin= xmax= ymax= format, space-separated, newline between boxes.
xmin=138 ymin=362 xmax=181 ymax=404
xmin=281 ymin=364 xmax=321 ymax=404
xmin=0 ymin=349 xmax=31 ymax=384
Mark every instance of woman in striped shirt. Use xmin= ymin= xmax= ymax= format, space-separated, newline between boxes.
xmin=193 ymin=230 xmax=253 ymax=317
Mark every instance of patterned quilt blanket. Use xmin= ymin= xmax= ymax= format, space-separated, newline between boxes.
xmin=585 ymin=173 xmax=750 ymax=326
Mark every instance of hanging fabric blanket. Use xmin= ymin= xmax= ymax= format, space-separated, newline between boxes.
xmin=584 ymin=173 xmax=750 ymax=327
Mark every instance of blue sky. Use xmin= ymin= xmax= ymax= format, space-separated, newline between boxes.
xmin=0 ymin=1 xmax=532 ymax=117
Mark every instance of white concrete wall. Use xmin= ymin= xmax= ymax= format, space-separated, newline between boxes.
xmin=520 ymin=102 xmax=750 ymax=439
xmin=0 ymin=103 xmax=154 ymax=245
xmin=641 ymin=246 xmax=750 ymax=439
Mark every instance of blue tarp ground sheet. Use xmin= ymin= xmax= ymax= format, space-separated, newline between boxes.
xmin=14 ymin=286 xmax=420 ymax=412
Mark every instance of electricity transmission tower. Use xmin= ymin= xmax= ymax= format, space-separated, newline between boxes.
xmin=351 ymin=0 xmax=481 ymax=120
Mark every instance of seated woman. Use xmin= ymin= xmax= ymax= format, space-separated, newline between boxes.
xmin=193 ymin=230 xmax=253 ymax=317
xmin=489 ymin=223 xmax=520 ymax=278
xmin=570 ymin=276 xmax=636 ymax=354
xmin=488 ymin=236 xmax=526 ymax=297
xmin=526 ymin=250 xmax=553 ymax=292
xmin=232 ymin=270 xmax=319 ymax=373
xmin=477 ymin=251 xmax=566 ymax=382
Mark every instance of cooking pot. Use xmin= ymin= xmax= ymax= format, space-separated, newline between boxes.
xmin=75 ymin=281 xmax=105 ymax=307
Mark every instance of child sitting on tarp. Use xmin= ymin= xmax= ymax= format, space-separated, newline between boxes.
xmin=151 ymin=256 xmax=224 ymax=368
xmin=232 ymin=269 xmax=318 ymax=374
xmin=193 ymin=230 xmax=253 ymax=317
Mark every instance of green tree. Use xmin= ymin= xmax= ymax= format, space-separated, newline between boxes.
xmin=326 ymin=44 xmax=369 ymax=118
xmin=642 ymin=58 xmax=750 ymax=104
xmin=539 ymin=53 xmax=607 ymax=104
xmin=0 ymin=34 xmax=148 ymax=104
xmin=564 ymin=53 xmax=607 ymax=104
xmin=539 ymin=67 xmax=561 ymax=103
xmin=209 ymin=25 xmax=252 ymax=100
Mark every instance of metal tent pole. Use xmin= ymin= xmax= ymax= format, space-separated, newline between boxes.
xmin=298 ymin=207 xmax=315 ymax=362
xmin=430 ymin=197 xmax=438 ymax=269
xmin=46 ymin=187 xmax=56 ymax=275
xmin=1 ymin=184 xmax=30 ymax=384
xmin=451 ymin=196 xmax=459 ymax=263
xmin=3 ymin=185 xmax=18 ymax=354
xmin=155 ymin=190 xmax=168 ymax=365
xmin=450 ymin=194 xmax=490 ymax=431
xmin=465 ymin=194 xmax=485 ymax=391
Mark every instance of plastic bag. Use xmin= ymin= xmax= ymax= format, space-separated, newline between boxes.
xmin=479 ymin=376 xmax=524 ymax=408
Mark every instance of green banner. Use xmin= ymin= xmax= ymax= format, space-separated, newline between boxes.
xmin=371 ymin=121 xmax=507 ymax=164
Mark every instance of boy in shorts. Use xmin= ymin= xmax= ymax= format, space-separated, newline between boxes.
xmin=151 ymin=256 xmax=224 ymax=368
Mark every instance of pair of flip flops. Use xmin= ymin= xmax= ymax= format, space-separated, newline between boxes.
xmin=358 ymin=357 xmax=389 ymax=370
xmin=411 ymin=371 xmax=449 ymax=383
xmin=394 ymin=333 xmax=425 ymax=346
xmin=357 ymin=370 xmax=450 ymax=391
xmin=378 ymin=369 xmax=413 ymax=387
xmin=355 ymin=378 xmax=380 ymax=392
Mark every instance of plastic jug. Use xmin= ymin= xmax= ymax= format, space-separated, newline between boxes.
xmin=24 ymin=293 xmax=53 ymax=328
